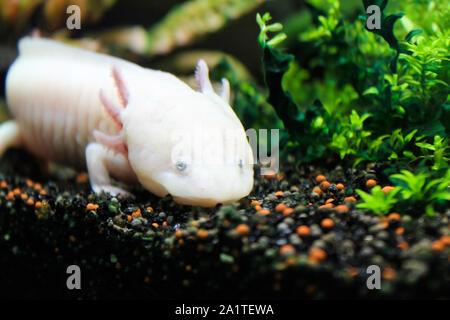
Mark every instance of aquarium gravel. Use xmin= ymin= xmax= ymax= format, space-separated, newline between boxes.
xmin=0 ymin=149 xmax=448 ymax=299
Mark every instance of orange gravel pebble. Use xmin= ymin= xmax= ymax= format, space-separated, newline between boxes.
xmin=13 ymin=188 xmax=20 ymax=196
xmin=40 ymin=189 xmax=47 ymax=195
xmin=274 ymin=191 xmax=285 ymax=197
xmin=321 ymin=218 xmax=334 ymax=229
xmin=263 ymin=170 xmax=277 ymax=180
xmin=312 ymin=187 xmax=323 ymax=196
xmin=26 ymin=198 xmax=34 ymax=206
xmin=388 ymin=213 xmax=401 ymax=222
xmin=431 ymin=240 xmax=445 ymax=252
xmin=275 ymin=203 xmax=287 ymax=212
xmin=197 ymin=229 xmax=208 ymax=238
xmin=397 ymin=241 xmax=409 ymax=250
xmin=86 ymin=203 xmax=99 ymax=211
xmin=132 ymin=209 xmax=142 ymax=218
xmin=366 ymin=179 xmax=377 ymax=188
xmin=236 ymin=224 xmax=250 ymax=236
xmin=0 ymin=180 xmax=7 ymax=188
xmin=127 ymin=215 xmax=132 ymax=222
xmin=319 ymin=203 xmax=334 ymax=210
xmin=335 ymin=205 xmax=349 ymax=213
xmin=381 ymin=186 xmax=395 ymax=194
xmin=34 ymin=183 xmax=42 ymax=191
xmin=336 ymin=183 xmax=344 ymax=190
xmin=259 ymin=209 xmax=271 ymax=215
xmin=6 ymin=191 xmax=14 ymax=200
xmin=309 ymin=248 xmax=327 ymax=263
xmin=254 ymin=205 xmax=262 ymax=211
xmin=320 ymin=181 xmax=331 ymax=191
xmin=395 ymin=227 xmax=404 ymax=236
xmin=296 ymin=225 xmax=311 ymax=237
xmin=344 ymin=196 xmax=357 ymax=203
xmin=315 ymin=175 xmax=327 ymax=184
xmin=348 ymin=267 xmax=359 ymax=277
xmin=175 ymin=230 xmax=183 ymax=238
xmin=280 ymin=244 xmax=295 ymax=255
xmin=382 ymin=267 xmax=396 ymax=280
xmin=283 ymin=207 xmax=294 ymax=216
xmin=20 ymin=193 xmax=28 ymax=200
xmin=250 ymin=200 xmax=261 ymax=207
xmin=325 ymin=198 xmax=335 ymax=204
xmin=35 ymin=201 xmax=42 ymax=209
xmin=152 ymin=223 xmax=159 ymax=229
xmin=76 ymin=172 xmax=89 ymax=183
xmin=441 ymin=235 xmax=450 ymax=246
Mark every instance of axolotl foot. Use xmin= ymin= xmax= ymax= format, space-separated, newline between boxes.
xmin=85 ymin=142 xmax=137 ymax=199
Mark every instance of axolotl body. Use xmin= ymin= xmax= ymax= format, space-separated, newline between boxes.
xmin=0 ymin=37 xmax=254 ymax=207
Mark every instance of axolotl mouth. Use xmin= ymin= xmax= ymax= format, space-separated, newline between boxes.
xmin=156 ymin=161 xmax=255 ymax=207
xmin=172 ymin=196 xmax=234 ymax=207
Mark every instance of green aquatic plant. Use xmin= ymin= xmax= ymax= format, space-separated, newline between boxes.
xmin=388 ymin=0 xmax=449 ymax=36
xmin=329 ymin=110 xmax=389 ymax=166
xmin=357 ymin=169 xmax=450 ymax=216
xmin=356 ymin=185 xmax=400 ymax=215
xmin=256 ymin=12 xmax=287 ymax=47
xmin=257 ymin=12 xmax=337 ymax=162
xmin=387 ymin=129 xmax=418 ymax=161
xmin=362 ymin=0 xmax=405 ymax=73
xmin=390 ymin=170 xmax=450 ymax=215
xmin=415 ymin=136 xmax=450 ymax=171
xmin=255 ymin=0 xmax=449 ymax=173
xmin=399 ymin=32 xmax=450 ymax=127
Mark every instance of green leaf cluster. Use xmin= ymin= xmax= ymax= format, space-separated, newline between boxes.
xmin=356 ymin=169 xmax=449 ymax=216
xmin=390 ymin=170 xmax=450 ymax=216
xmin=255 ymin=0 xmax=449 ymax=172
xmin=356 ymin=185 xmax=401 ymax=215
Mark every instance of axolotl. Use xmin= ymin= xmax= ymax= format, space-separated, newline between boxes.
xmin=0 ymin=37 xmax=254 ymax=207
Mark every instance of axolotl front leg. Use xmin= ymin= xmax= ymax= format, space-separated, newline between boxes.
xmin=85 ymin=66 xmax=137 ymax=197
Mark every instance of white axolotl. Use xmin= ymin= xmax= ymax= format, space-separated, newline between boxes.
xmin=0 ymin=37 xmax=254 ymax=207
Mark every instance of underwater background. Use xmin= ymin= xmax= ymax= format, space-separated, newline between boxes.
xmin=0 ymin=0 xmax=449 ymax=299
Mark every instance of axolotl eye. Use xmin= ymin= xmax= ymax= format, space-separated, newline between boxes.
xmin=238 ymin=158 xmax=243 ymax=169
xmin=175 ymin=160 xmax=187 ymax=171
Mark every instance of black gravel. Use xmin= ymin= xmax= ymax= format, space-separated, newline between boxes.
xmin=0 ymin=149 xmax=449 ymax=299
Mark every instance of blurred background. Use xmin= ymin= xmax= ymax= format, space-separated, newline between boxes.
xmin=1 ymin=0 xmax=445 ymax=140
xmin=0 ymin=0 xmax=364 ymax=123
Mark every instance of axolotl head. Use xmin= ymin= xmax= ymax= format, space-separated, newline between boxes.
xmin=120 ymin=60 xmax=254 ymax=207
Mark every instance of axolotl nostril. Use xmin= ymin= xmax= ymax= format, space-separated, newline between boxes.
xmin=0 ymin=37 xmax=254 ymax=207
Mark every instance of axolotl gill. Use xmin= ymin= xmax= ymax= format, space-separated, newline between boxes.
xmin=0 ymin=37 xmax=254 ymax=207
